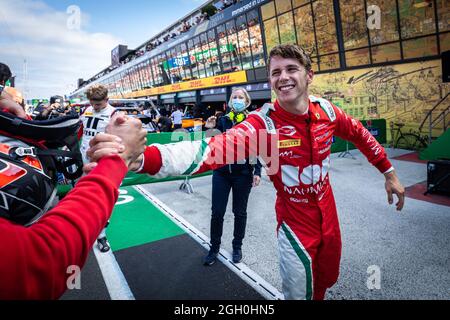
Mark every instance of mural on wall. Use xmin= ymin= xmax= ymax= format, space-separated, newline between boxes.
xmin=310 ymin=59 xmax=447 ymax=136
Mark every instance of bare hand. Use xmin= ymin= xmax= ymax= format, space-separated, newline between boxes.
xmin=87 ymin=113 xmax=147 ymax=168
xmin=86 ymin=133 xmax=124 ymax=163
xmin=83 ymin=162 xmax=98 ymax=175
xmin=106 ymin=113 xmax=147 ymax=165
xmin=253 ymin=175 xmax=261 ymax=187
xmin=205 ymin=116 xmax=217 ymax=129
xmin=0 ymin=94 xmax=26 ymax=118
xmin=384 ymin=170 xmax=405 ymax=211
xmin=128 ymin=154 xmax=144 ymax=172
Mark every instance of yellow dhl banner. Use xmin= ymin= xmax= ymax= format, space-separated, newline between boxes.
xmin=114 ymin=71 xmax=247 ymax=98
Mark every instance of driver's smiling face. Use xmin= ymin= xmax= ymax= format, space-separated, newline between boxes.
xmin=269 ymin=56 xmax=313 ymax=107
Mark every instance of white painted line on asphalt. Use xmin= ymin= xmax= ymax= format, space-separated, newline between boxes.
xmin=93 ymin=243 xmax=135 ymax=300
xmin=134 ymin=185 xmax=284 ymax=300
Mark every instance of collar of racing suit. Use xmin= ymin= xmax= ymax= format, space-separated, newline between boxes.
xmin=273 ymin=99 xmax=319 ymax=126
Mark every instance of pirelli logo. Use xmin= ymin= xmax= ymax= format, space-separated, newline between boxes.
xmin=278 ymin=139 xmax=301 ymax=149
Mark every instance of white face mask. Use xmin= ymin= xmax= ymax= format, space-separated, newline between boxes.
xmin=232 ymin=98 xmax=246 ymax=112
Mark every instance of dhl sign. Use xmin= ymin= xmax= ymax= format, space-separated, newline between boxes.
xmin=113 ymin=71 xmax=247 ymax=99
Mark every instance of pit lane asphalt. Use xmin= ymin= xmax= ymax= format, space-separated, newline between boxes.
xmin=142 ymin=148 xmax=450 ymax=300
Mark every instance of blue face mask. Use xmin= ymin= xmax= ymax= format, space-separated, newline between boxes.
xmin=232 ymin=99 xmax=246 ymax=112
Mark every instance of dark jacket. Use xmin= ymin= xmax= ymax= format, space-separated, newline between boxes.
xmin=158 ymin=116 xmax=173 ymax=132
xmin=215 ymin=115 xmax=262 ymax=176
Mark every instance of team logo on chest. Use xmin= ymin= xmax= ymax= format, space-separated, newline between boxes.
xmin=278 ymin=126 xmax=297 ymax=137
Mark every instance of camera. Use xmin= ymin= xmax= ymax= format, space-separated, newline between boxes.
xmin=50 ymin=95 xmax=66 ymax=113
xmin=50 ymin=95 xmax=64 ymax=105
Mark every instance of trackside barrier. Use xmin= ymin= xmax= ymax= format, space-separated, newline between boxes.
xmin=331 ymin=119 xmax=387 ymax=152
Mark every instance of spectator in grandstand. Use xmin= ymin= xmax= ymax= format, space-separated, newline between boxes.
xmin=0 ymin=102 xmax=147 ymax=299
xmin=80 ymin=84 xmax=116 ymax=253
xmin=182 ymin=21 xmax=191 ymax=32
xmin=171 ymin=106 xmax=184 ymax=130
xmin=222 ymin=0 xmax=233 ymax=9
xmin=202 ymin=87 xmax=262 ymax=266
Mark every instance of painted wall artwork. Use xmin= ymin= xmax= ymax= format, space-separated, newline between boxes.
xmin=310 ymin=59 xmax=449 ymax=140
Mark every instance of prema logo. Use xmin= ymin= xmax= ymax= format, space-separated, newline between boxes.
xmin=279 ymin=126 xmax=296 ymax=137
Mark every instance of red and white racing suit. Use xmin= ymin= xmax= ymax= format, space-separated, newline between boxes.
xmin=140 ymin=96 xmax=393 ymax=300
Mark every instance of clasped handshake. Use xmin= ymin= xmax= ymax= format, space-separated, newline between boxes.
xmin=85 ymin=112 xmax=147 ymax=173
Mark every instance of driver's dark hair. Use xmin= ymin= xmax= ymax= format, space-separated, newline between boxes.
xmin=268 ymin=44 xmax=312 ymax=72
xmin=0 ymin=63 xmax=12 ymax=85
xmin=86 ymin=84 xmax=108 ymax=101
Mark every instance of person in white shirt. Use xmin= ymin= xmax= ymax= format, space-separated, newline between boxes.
xmin=80 ymin=84 xmax=116 ymax=253
xmin=170 ymin=106 xmax=184 ymax=130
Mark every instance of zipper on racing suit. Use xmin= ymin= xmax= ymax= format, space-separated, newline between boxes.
xmin=306 ymin=115 xmax=316 ymax=202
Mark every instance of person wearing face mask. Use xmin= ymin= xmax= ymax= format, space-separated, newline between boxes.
xmin=203 ymin=87 xmax=262 ymax=265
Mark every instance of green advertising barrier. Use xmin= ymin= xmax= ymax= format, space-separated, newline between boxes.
xmin=330 ymin=119 xmax=387 ymax=153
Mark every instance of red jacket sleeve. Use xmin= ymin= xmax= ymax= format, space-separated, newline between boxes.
xmin=0 ymin=155 xmax=127 ymax=300
xmin=332 ymin=105 xmax=393 ymax=173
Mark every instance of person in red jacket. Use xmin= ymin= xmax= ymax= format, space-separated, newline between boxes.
xmin=88 ymin=44 xmax=405 ymax=300
xmin=0 ymin=99 xmax=147 ymax=299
